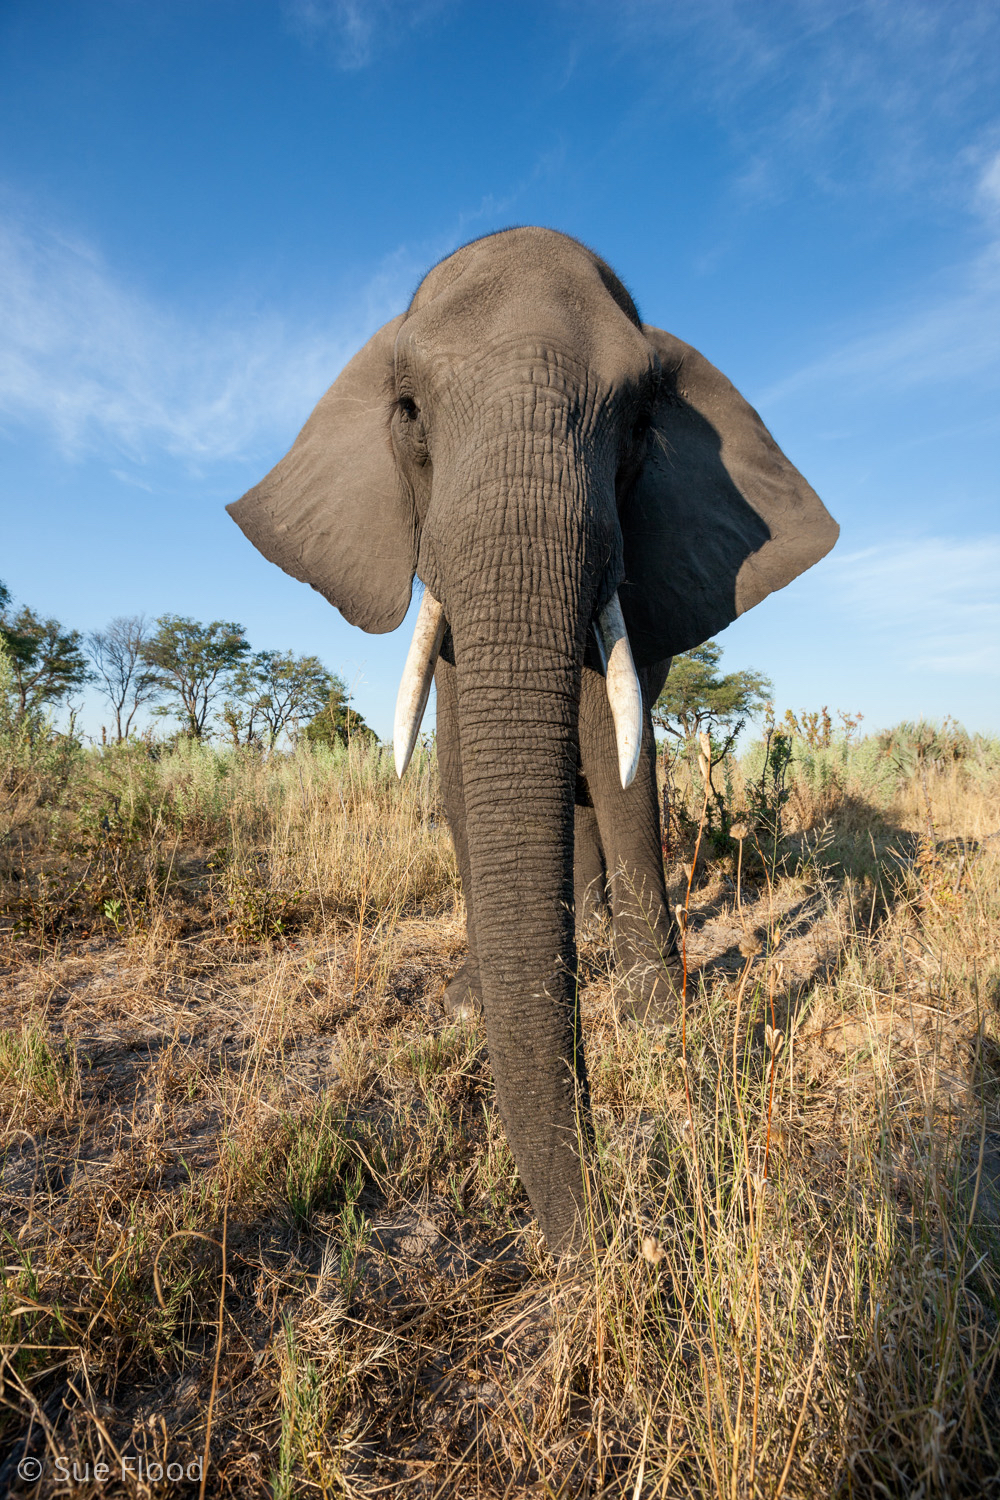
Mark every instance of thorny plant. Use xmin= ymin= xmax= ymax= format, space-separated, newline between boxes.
xmin=663 ymin=723 xmax=794 ymax=886
xmin=661 ymin=722 xmax=746 ymax=863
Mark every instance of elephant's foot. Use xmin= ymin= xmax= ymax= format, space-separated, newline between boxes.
xmin=617 ymin=959 xmax=683 ymax=1028
xmin=440 ymin=958 xmax=483 ymax=1021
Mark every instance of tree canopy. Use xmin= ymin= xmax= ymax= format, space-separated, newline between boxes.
xmin=652 ymin=641 xmax=773 ymax=743
xmin=222 ymin=649 xmax=335 ymax=747
xmin=2 ymin=580 xmax=382 ymax=749
xmin=305 ymin=678 xmax=376 ymax=749
xmin=0 ymin=590 xmax=92 ymax=721
xmin=142 ymin=615 xmax=250 ymax=738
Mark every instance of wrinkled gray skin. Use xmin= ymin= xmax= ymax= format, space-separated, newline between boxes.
xmin=437 ymin=651 xmax=676 ymax=1027
xmin=228 ymin=228 xmax=838 ymax=1255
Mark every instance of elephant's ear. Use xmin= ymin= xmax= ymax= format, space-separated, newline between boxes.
xmin=227 ymin=314 xmax=416 ymax=633
xmin=618 ymin=326 xmax=838 ymax=665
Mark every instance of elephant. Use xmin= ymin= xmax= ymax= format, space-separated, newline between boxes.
xmin=228 ymin=227 xmax=838 ymax=1255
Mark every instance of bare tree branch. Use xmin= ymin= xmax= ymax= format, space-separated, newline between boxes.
xmin=87 ymin=615 xmax=161 ymax=741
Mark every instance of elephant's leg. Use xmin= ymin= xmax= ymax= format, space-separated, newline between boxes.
xmin=578 ymin=663 xmax=681 ymax=1022
xmin=573 ymin=790 xmax=609 ymax=940
xmin=434 ymin=651 xmax=483 ymax=1020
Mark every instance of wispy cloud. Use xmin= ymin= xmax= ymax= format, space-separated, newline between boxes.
xmin=0 ymin=209 xmax=419 ymax=463
xmin=0 ymin=135 xmax=570 ymax=468
xmin=450 ymin=145 xmax=568 ymax=241
xmin=283 ymin=0 xmax=449 ymax=70
xmin=825 ymin=537 xmax=1000 ymax=677
xmin=975 ymin=146 xmax=1000 ymax=219
xmin=761 ymin=253 xmax=1000 ymax=404
xmin=597 ymin=0 xmax=1000 ymax=213
xmin=760 ymin=152 xmax=1000 ymax=405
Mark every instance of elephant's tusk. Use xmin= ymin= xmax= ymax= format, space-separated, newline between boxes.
xmin=594 ymin=592 xmax=642 ymax=789
xmin=393 ymin=590 xmax=447 ymax=777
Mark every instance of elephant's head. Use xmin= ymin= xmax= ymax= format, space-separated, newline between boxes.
xmin=229 ymin=228 xmax=837 ymax=1252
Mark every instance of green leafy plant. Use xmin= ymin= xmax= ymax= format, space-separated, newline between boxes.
xmin=653 ymin=639 xmax=772 ymax=743
xmin=143 ymin=614 xmax=251 ymax=738
xmin=0 ymin=587 xmax=92 ymax=722
xmin=282 ymin=1098 xmax=357 ymax=1226
xmin=211 ymin=844 xmax=304 ymax=943
xmin=102 ymin=895 xmax=124 ymax=932
xmin=221 ymin=649 xmax=335 ymax=748
xmin=337 ymin=1168 xmax=370 ymax=1297
xmin=304 ymin=676 xmax=377 ymax=749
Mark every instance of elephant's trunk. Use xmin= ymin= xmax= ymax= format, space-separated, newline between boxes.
xmin=453 ymin=606 xmax=590 ymax=1252
xmin=419 ymin=425 xmax=620 ymax=1252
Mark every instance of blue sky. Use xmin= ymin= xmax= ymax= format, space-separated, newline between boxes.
xmin=2 ymin=0 xmax=998 ymax=740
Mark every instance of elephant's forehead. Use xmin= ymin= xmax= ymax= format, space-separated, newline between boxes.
xmin=400 ymin=232 xmax=651 ymax=390
xmin=411 ymin=227 xmax=609 ymax=310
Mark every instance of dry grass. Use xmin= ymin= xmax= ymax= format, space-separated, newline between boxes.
xmin=1 ymin=728 xmax=999 ymax=1496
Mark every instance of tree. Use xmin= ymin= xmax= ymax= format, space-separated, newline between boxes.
xmin=652 ymin=640 xmax=772 ymax=743
xmin=142 ymin=615 xmax=250 ymax=738
xmin=0 ymin=590 xmax=92 ymax=721
xmin=305 ymin=677 xmax=376 ymax=749
xmin=88 ymin=615 xmax=161 ymax=741
xmin=221 ymin=649 xmax=334 ymax=747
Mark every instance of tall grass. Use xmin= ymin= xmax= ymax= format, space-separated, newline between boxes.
xmin=1 ymin=732 xmax=457 ymax=947
xmin=1 ymin=718 xmax=998 ymax=1495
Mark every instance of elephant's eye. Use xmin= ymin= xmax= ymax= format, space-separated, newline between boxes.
xmin=398 ymin=396 xmax=420 ymax=422
xmin=631 ymin=410 xmax=650 ymax=447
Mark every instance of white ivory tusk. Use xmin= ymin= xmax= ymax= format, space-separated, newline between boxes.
xmin=393 ymin=590 xmax=447 ymax=778
xmin=594 ymin=592 xmax=643 ymax=789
